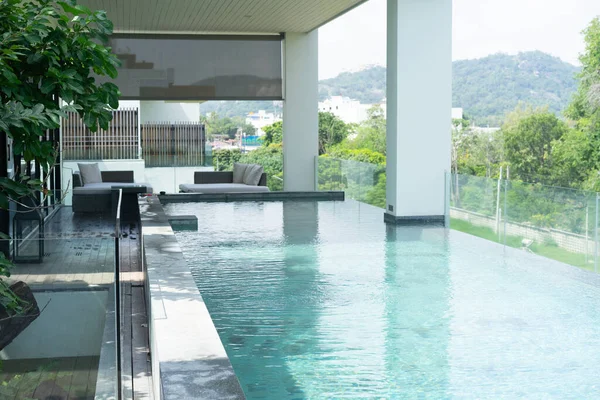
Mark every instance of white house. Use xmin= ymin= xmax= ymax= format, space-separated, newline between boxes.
xmin=245 ymin=110 xmax=281 ymax=135
xmin=319 ymin=96 xmax=371 ymax=124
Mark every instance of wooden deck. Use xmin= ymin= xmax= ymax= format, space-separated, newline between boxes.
xmin=0 ymin=356 xmax=99 ymax=400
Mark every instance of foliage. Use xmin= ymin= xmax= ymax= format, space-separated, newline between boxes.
xmin=261 ymin=121 xmax=282 ymax=147
xmin=325 ymin=148 xmax=386 ymax=165
xmin=338 ymin=105 xmax=386 ymax=155
xmin=317 ymin=153 xmax=386 ymax=208
xmin=502 ymin=110 xmax=569 ymax=182
xmin=451 ymin=124 xmax=504 ymax=178
xmin=318 ymin=112 xmax=349 ymax=154
xmin=0 ymin=0 xmax=120 ymax=314
xmin=256 ymin=113 xmax=348 ymax=155
xmin=201 ymin=113 xmax=255 ymax=139
xmin=453 ymin=51 xmax=579 ymax=126
xmin=319 ymin=52 xmax=578 ymax=126
xmin=319 ymin=66 xmax=387 ymax=104
xmin=213 ymin=148 xmax=242 ymax=171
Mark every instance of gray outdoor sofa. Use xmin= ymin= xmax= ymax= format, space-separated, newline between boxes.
xmin=72 ymin=170 xmax=153 ymax=213
xmin=179 ymin=171 xmax=269 ymax=193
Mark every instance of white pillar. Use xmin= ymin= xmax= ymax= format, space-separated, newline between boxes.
xmin=283 ymin=31 xmax=319 ymax=191
xmin=385 ymin=0 xmax=452 ymax=224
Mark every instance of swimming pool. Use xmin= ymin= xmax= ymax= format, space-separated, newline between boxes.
xmin=164 ymin=200 xmax=600 ymax=399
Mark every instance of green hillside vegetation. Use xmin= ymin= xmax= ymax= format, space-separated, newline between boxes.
xmin=453 ymin=51 xmax=579 ymax=125
xmin=319 ymin=66 xmax=386 ymax=104
xmin=200 ymin=51 xmax=578 ymax=126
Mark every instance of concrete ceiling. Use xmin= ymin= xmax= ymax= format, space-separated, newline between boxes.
xmin=80 ymin=0 xmax=368 ymax=34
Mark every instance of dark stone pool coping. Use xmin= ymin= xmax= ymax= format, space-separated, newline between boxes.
xmin=384 ymin=213 xmax=446 ymax=226
xmin=139 ymin=195 xmax=246 ymax=400
xmin=159 ymin=190 xmax=344 ymax=203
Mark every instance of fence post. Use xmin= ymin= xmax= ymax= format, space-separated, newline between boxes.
xmin=445 ymin=170 xmax=450 ymax=228
xmin=503 ymin=172 xmax=508 ymax=247
xmin=495 ymin=166 xmax=503 ymax=236
xmin=586 ymin=204 xmax=589 ymax=264
xmin=595 ymin=193 xmax=599 ymax=273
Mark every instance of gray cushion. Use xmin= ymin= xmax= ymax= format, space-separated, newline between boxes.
xmin=179 ymin=183 xmax=270 ymax=193
xmin=78 ymin=163 xmax=102 ymax=185
xmin=73 ymin=182 xmax=153 ymax=195
xmin=233 ymin=163 xmax=249 ymax=183
xmin=243 ymin=164 xmax=264 ymax=186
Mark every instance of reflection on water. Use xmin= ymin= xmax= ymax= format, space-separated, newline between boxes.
xmin=166 ymin=200 xmax=600 ymax=399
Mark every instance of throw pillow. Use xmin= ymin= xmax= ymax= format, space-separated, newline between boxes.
xmin=243 ymin=164 xmax=264 ymax=186
xmin=78 ymin=163 xmax=102 ymax=185
xmin=233 ymin=163 xmax=249 ymax=183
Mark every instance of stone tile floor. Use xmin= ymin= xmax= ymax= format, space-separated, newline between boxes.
xmin=9 ymin=207 xmax=136 ymax=290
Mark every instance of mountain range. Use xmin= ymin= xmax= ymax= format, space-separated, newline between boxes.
xmin=200 ymin=51 xmax=580 ymax=126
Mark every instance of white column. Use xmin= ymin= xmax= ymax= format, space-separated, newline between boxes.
xmin=283 ymin=31 xmax=319 ymax=191
xmin=385 ymin=0 xmax=452 ymax=224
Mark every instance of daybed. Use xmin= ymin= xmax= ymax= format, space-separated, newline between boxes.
xmin=72 ymin=164 xmax=153 ymax=214
xmin=179 ymin=164 xmax=269 ymax=194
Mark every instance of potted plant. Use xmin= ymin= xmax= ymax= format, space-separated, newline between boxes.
xmin=0 ymin=0 xmax=120 ymax=346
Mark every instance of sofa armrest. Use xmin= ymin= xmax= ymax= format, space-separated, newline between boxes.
xmin=101 ymin=170 xmax=134 ymax=183
xmin=258 ymin=173 xmax=267 ymax=187
xmin=73 ymin=172 xmax=83 ymax=188
xmin=194 ymin=171 xmax=233 ymax=184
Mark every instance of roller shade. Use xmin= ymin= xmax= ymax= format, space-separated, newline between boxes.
xmin=100 ymin=34 xmax=283 ymax=101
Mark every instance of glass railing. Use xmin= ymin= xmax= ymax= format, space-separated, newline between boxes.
xmin=0 ymin=196 xmax=121 ymax=398
xmin=450 ymin=172 xmax=599 ymax=273
xmin=317 ymin=157 xmax=386 ymax=208
xmin=317 ymin=157 xmax=600 ymax=274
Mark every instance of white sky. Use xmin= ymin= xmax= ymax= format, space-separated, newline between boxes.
xmin=318 ymin=0 xmax=600 ymax=79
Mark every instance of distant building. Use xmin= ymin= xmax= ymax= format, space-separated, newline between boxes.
xmin=452 ymin=108 xmax=463 ymax=120
xmin=319 ymin=96 xmax=371 ymax=124
xmin=246 ymin=110 xmax=280 ymax=135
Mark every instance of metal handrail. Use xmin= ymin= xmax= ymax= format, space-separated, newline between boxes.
xmin=114 ymin=188 xmax=123 ymax=400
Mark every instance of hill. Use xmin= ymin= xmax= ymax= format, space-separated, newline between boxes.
xmin=319 ymin=66 xmax=387 ymax=104
xmin=200 ymin=51 xmax=580 ymax=126
xmin=453 ymin=51 xmax=579 ymax=125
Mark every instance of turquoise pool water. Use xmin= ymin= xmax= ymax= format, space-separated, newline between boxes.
xmin=164 ymin=200 xmax=600 ymax=399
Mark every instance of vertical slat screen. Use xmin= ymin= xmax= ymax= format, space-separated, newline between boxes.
xmin=61 ymin=108 xmax=140 ymax=160
xmin=62 ymin=109 xmax=205 ymax=166
xmin=140 ymin=121 xmax=206 ymax=167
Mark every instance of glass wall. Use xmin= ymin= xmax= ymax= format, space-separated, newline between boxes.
xmin=317 ymin=157 xmax=386 ymax=208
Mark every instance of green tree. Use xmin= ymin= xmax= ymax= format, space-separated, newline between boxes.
xmin=261 ymin=121 xmax=282 ymax=147
xmin=259 ymin=113 xmax=348 ymax=154
xmin=202 ymin=113 xmax=254 ymax=139
xmin=318 ymin=112 xmax=349 ymax=155
xmin=503 ymin=109 xmax=568 ymax=182
xmin=562 ymin=17 xmax=600 ymax=190
xmin=566 ymin=17 xmax=600 ymax=120
xmin=0 ymin=0 xmax=120 ymax=314
xmin=340 ymin=105 xmax=386 ymax=155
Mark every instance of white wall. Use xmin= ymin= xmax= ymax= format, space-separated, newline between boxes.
xmin=118 ymin=100 xmax=141 ymax=109
xmin=283 ymin=32 xmax=319 ymax=191
xmin=140 ymin=101 xmax=200 ymax=123
xmin=62 ymin=160 xmax=146 ymax=206
xmin=144 ymin=166 xmax=212 ymax=194
xmin=385 ymin=0 xmax=452 ymax=219
xmin=1 ymin=290 xmax=108 ymax=359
